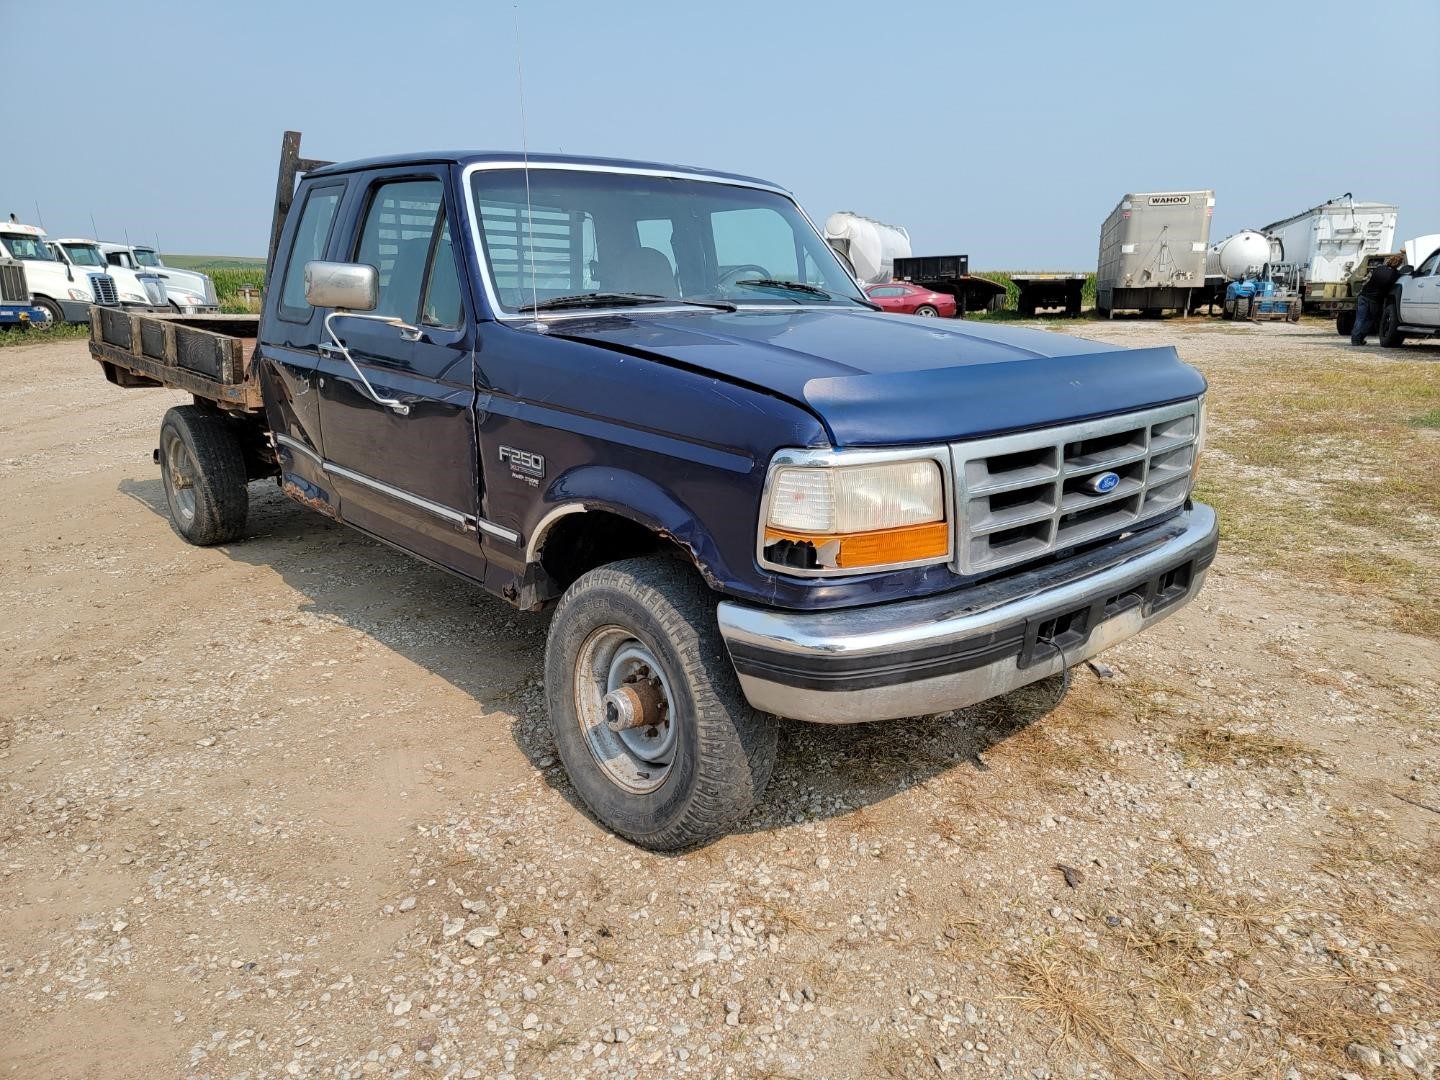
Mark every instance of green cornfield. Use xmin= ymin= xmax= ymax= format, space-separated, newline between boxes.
xmin=971 ymin=271 xmax=1098 ymax=314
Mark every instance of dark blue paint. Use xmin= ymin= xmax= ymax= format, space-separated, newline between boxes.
xmin=253 ymin=153 xmax=1207 ymax=614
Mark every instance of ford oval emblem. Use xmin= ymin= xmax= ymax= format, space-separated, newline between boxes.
xmin=1083 ymin=471 xmax=1121 ymax=494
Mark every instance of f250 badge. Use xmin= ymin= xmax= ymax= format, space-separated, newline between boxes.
xmin=499 ymin=445 xmax=545 ymax=486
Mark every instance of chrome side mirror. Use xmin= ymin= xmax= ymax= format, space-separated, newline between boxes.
xmin=304 ymin=261 xmax=378 ymax=311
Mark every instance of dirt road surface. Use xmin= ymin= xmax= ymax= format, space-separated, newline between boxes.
xmin=2 ymin=324 xmax=1437 ymax=1079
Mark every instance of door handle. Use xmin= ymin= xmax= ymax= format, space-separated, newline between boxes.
xmin=320 ymin=313 xmax=412 ymax=416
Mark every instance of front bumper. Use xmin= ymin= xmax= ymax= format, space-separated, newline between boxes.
xmin=58 ymin=299 xmax=94 ymax=323
xmin=717 ymin=503 xmax=1217 ymax=723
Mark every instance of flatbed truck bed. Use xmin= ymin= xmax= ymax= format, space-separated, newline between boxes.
xmin=90 ymin=307 xmax=263 ymax=411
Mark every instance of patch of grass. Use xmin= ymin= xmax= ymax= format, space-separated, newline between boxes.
xmin=1171 ymin=725 xmax=1303 ymax=769
xmin=1195 ymin=351 xmax=1440 ymax=639
xmin=0 ymin=322 xmax=90 ymax=348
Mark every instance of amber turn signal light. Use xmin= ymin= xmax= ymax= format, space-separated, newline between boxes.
xmin=763 ymin=520 xmax=949 ymax=570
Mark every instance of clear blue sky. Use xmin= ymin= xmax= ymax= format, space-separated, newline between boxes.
xmin=9 ymin=0 xmax=1438 ymax=268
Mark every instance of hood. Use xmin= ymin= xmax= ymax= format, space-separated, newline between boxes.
xmin=547 ymin=308 xmax=1206 ymax=446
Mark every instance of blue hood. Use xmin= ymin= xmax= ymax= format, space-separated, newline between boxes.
xmin=549 ymin=308 xmax=1206 ymax=446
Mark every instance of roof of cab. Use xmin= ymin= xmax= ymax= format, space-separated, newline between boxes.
xmin=305 ymin=151 xmax=785 ymax=192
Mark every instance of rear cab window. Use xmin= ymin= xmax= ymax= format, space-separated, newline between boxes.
xmin=278 ymin=183 xmax=345 ymax=322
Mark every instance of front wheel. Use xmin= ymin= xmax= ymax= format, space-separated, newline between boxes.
xmin=913 ymin=304 xmax=939 ymax=317
xmin=544 ymin=556 xmax=776 ymax=850
xmin=33 ymin=298 xmax=63 ymax=326
xmin=158 ymin=405 xmax=249 ymax=545
xmin=1378 ymin=300 xmax=1405 ymax=347
xmin=1336 ymin=309 xmax=1355 ymax=336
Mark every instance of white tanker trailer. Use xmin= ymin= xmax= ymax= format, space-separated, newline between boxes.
xmin=1206 ymin=230 xmax=1275 ymax=282
xmin=823 ymin=212 xmax=911 ymax=285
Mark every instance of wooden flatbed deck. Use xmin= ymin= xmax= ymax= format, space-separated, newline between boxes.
xmin=89 ymin=308 xmax=264 ymax=411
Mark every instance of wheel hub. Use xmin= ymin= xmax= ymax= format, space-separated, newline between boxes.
xmin=574 ymin=628 xmax=678 ymax=794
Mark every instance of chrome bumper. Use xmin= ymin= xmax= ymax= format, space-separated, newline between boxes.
xmin=717 ymin=503 xmax=1217 ymax=724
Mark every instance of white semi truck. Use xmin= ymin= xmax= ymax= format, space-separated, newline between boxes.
xmin=47 ymin=239 xmax=173 ymax=312
xmin=1261 ymin=195 xmax=1397 ymax=312
xmin=98 ymin=243 xmax=219 ymax=313
xmin=0 ymin=221 xmax=115 ymax=323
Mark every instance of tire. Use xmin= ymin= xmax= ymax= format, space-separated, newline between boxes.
xmin=33 ymin=297 xmax=63 ymax=326
xmin=544 ymin=556 xmax=777 ymax=851
xmin=1378 ymin=300 xmax=1405 ymax=347
xmin=1336 ymin=309 xmax=1354 ymax=336
xmin=913 ymin=304 xmax=939 ymax=317
xmin=157 ymin=405 xmax=249 ymax=545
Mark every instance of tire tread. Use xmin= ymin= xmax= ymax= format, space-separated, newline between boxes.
xmin=160 ymin=405 xmax=249 ymax=545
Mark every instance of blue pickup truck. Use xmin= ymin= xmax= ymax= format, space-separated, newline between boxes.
xmin=90 ymin=132 xmax=1217 ymax=850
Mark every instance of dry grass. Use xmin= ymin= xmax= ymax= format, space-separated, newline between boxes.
xmin=1194 ymin=350 xmax=1440 ymax=640
xmin=1170 ymin=725 xmax=1304 ymax=768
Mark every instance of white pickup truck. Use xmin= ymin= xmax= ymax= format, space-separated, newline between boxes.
xmin=1380 ymin=237 xmax=1440 ymax=347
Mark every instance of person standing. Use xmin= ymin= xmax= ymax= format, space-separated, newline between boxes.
xmin=1351 ymin=253 xmax=1404 ymax=345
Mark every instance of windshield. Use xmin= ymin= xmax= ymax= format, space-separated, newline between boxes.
xmin=61 ymin=243 xmax=107 ymax=267
xmin=133 ymin=249 xmax=161 ymax=267
xmin=1 ymin=234 xmax=56 ymax=261
xmin=469 ymin=168 xmax=865 ymax=313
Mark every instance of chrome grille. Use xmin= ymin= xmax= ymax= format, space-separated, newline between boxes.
xmin=0 ymin=260 xmax=26 ymax=304
xmin=88 ymin=272 xmax=119 ymax=306
xmin=951 ymin=400 xmax=1200 ymax=574
xmin=138 ymin=273 xmax=167 ymax=306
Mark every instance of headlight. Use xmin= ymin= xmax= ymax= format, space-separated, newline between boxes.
xmin=120 ymin=291 xmax=147 ymax=303
xmin=67 ymin=288 xmax=90 ymax=300
xmin=761 ymin=452 xmax=951 ymax=575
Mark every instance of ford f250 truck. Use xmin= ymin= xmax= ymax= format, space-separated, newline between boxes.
xmin=90 ymin=132 xmax=1217 ymax=850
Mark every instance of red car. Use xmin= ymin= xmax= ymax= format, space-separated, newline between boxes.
xmin=864 ymin=282 xmax=957 ymax=318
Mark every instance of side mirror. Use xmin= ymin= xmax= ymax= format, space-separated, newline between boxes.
xmin=1399 ymin=265 xmax=1414 ymax=275
xmin=304 ymin=261 xmax=378 ymax=310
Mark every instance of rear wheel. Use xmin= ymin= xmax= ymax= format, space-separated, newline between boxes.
xmin=913 ymin=304 xmax=939 ymax=317
xmin=1336 ymin=309 xmax=1355 ymax=335
xmin=544 ymin=556 xmax=776 ymax=851
xmin=158 ymin=405 xmax=249 ymax=545
xmin=1378 ymin=300 xmax=1405 ymax=347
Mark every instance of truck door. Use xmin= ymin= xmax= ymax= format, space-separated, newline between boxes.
xmin=314 ymin=174 xmax=486 ymax=581
xmin=1401 ymin=249 xmax=1440 ymax=326
xmin=258 ymin=180 xmax=346 ymax=514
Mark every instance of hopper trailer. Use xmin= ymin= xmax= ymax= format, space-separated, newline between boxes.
xmin=1096 ymin=191 xmax=1214 ymax=317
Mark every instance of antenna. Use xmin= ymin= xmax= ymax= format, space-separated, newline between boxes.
xmin=34 ymin=201 xmax=46 ymax=231
xmin=124 ymin=227 xmax=133 ymax=250
xmin=513 ymin=3 xmax=539 ymax=320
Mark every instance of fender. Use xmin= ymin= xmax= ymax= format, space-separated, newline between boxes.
xmin=529 ymin=464 xmax=735 ymax=589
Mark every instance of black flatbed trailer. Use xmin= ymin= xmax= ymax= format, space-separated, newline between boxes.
xmin=892 ymin=255 xmax=1006 ymax=317
xmin=1010 ymin=273 xmax=1088 ymax=316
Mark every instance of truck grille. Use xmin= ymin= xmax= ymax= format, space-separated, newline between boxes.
xmin=88 ymin=273 xmax=119 ymax=306
xmin=138 ymin=274 xmax=167 ymax=306
xmin=0 ymin=260 xmax=26 ymax=304
xmin=951 ymin=400 xmax=1200 ymax=575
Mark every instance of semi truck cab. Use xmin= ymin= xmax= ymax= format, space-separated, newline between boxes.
xmin=0 ymin=221 xmax=111 ymax=323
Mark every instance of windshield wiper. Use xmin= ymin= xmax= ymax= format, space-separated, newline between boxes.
xmin=732 ymin=279 xmax=832 ymax=299
xmin=517 ymin=292 xmax=736 ymax=313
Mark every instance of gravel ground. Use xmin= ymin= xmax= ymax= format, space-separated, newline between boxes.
xmin=1 ymin=324 xmax=1437 ymax=1079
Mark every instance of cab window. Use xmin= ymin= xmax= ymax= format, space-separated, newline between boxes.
xmin=354 ymin=179 xmax=445 ymax=322
xmin=278 ymin=184 xmax=343 ymax=321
